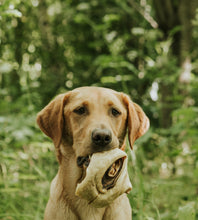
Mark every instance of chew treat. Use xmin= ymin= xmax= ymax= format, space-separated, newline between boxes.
xmin=75 ymin=148 xmax=132 ymax=208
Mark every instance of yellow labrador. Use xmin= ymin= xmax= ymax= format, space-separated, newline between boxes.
xmin=37 ymin=87 xmax=149 ymax=220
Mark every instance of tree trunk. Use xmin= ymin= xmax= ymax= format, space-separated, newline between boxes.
xmin=38 ymin=0 xmax=66 ymax=105
xmin=9 ymin=19 xmax=23 ymax=101
xmin=153 ymin=0 xmax=198 ymax=127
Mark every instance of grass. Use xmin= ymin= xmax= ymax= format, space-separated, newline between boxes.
xmin=0 ymin=114 xmax=197 ymax=220
xmin=0 ymin=141 xmax=54 ymax=220
xmin=127 ymin=148 xmax=198 ymax=220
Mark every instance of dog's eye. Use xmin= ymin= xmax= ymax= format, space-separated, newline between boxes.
xmin=74 ymin=107 xmax=86 ymax=115
xmin=111 ymin=108 xmax=121 ymax=117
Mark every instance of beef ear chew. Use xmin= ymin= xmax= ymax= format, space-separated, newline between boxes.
xmin=75 ymin=148 xmax=132 ymax=208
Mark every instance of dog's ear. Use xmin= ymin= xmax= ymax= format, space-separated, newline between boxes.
xmin=36 ymin=93 xmax=70 ymax=151
xmin=122 ymin=94 xmax=150 ymax=149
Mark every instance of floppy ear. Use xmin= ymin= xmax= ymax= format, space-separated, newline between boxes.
xmin=122 ymin=94 xmax=150 ymax=149
xmin=36 ymin=93 xmax=70 ymax=160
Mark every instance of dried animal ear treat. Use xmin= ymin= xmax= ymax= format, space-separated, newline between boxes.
xmin=75 ymin=148 xmax=132 ymax=208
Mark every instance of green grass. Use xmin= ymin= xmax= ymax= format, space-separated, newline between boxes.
xmin=127 ymin=148 xmax=198 ymax=220
xmin=0 ymin=141 xmax=54 ymax=220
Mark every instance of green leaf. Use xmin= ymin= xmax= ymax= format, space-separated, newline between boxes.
xmin=131 ymin=27 xmax=145 ymax=35
xmin=0 ymin=62 xmax=13 ymax=73
xmin=178 ymin=202 xmax=196 ymax=220
xmin=4 ymin=9 xmax=22 ymax=17
xmin=103 ymin=14 xmax=120 ymax=23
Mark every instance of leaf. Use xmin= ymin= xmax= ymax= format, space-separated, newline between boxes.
xmin=146 ymin=217 xmax=155 ymax=220
xmin=4 ymin=9 xmax=22 ymax=17
xmin=131 ymin=27 xmax=145 ymax=35
xmin=0 ymin=62 xmax=13 ymax=73
xmin=178 ymin=202 xmax=196 ymax=220
xmin=77 ymin=3 xmax=90 ymax=11
xmin=74 ymin=13 xmax=89 ymax=24
xmin=103 ymin=14 xmax=120 ymax=23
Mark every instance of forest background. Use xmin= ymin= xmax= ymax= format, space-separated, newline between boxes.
xmin=0 ymin=0 xmax=198 ymax=219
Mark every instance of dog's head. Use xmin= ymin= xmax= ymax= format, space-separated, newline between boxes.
xmin=37 ymin=87 xmax=149 ymax=163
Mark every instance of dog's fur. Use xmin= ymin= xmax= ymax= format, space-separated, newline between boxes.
xmin=37 ymin=87 xmax=149 ymax=220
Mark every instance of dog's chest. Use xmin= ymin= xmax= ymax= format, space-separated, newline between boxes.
xmin=75 ymin=200 xmax=106 ymax=220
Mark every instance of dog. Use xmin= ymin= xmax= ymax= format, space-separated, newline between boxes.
xmin=36 ymin=87 xmax=149 ymax=220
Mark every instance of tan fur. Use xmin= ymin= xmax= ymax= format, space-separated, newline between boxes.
xmin=36 ymin=87 xmax=149 ymax=220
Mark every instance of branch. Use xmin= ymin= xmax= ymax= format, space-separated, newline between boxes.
xmin=128 ymin=0 xmax=158 ymax=29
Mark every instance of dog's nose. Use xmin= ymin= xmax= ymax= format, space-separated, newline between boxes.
xmin=92 ymin=128 xmax=112 ymax=146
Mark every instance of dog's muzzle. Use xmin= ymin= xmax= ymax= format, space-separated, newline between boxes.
xmin=75 ymin=148 xmax=132 ymax=208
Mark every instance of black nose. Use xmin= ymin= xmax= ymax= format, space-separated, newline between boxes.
xmin=92 ymin=128 xmax=112 ymax=146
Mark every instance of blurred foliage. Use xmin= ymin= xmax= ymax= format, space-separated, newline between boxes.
xmin=0 ymin=0 xmax=198 ymax=219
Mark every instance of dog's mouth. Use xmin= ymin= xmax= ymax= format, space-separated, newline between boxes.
xmin=77 ymin=155 xmax=91 ymax=183
xmin=77 ymin=155 xmax=124 ymax=189
xmin=77 ymin=155 xmax=91 ymax=168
